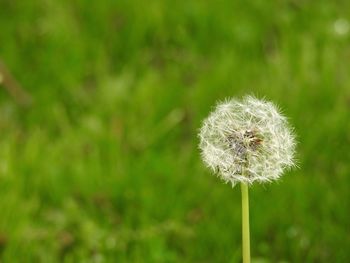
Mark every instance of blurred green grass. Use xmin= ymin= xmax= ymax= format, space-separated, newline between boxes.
xmin=0 ymin=0 xmax=350 ymax=262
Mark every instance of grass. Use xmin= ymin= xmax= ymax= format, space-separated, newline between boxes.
xmin=0 ymin=0 xmax=350 ymax=262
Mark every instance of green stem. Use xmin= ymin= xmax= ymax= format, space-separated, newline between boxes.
xmin=241 ymin=182 xmax=251 ymax=263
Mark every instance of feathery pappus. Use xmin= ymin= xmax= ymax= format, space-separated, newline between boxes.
xmin=198 ymin=96 xmax=296 ymax=186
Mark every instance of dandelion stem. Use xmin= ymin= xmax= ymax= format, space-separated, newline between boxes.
xmin=241 ymin=182 xmax=251 ymax=263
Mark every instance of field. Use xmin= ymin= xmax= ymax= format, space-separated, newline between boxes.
xmin=0 ymin=1 xmax=350 ymax=262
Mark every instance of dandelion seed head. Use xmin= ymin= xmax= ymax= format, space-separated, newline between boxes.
xmin=198 ymin=96 xmax=296 ymax=186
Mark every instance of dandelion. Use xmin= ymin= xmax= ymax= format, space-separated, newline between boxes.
xmin=198 ymin=96 xmax=296 ymax=263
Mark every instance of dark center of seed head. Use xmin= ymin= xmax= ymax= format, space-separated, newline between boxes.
xmin=227 ymin=130 xmax=263 ymax=159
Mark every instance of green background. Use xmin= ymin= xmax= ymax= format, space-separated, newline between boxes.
xmin=0 ymin=1 xmax=349 ymax=262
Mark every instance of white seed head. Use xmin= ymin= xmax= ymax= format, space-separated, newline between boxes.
xmin=198 ymin=96 xmax=296 ymax=186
